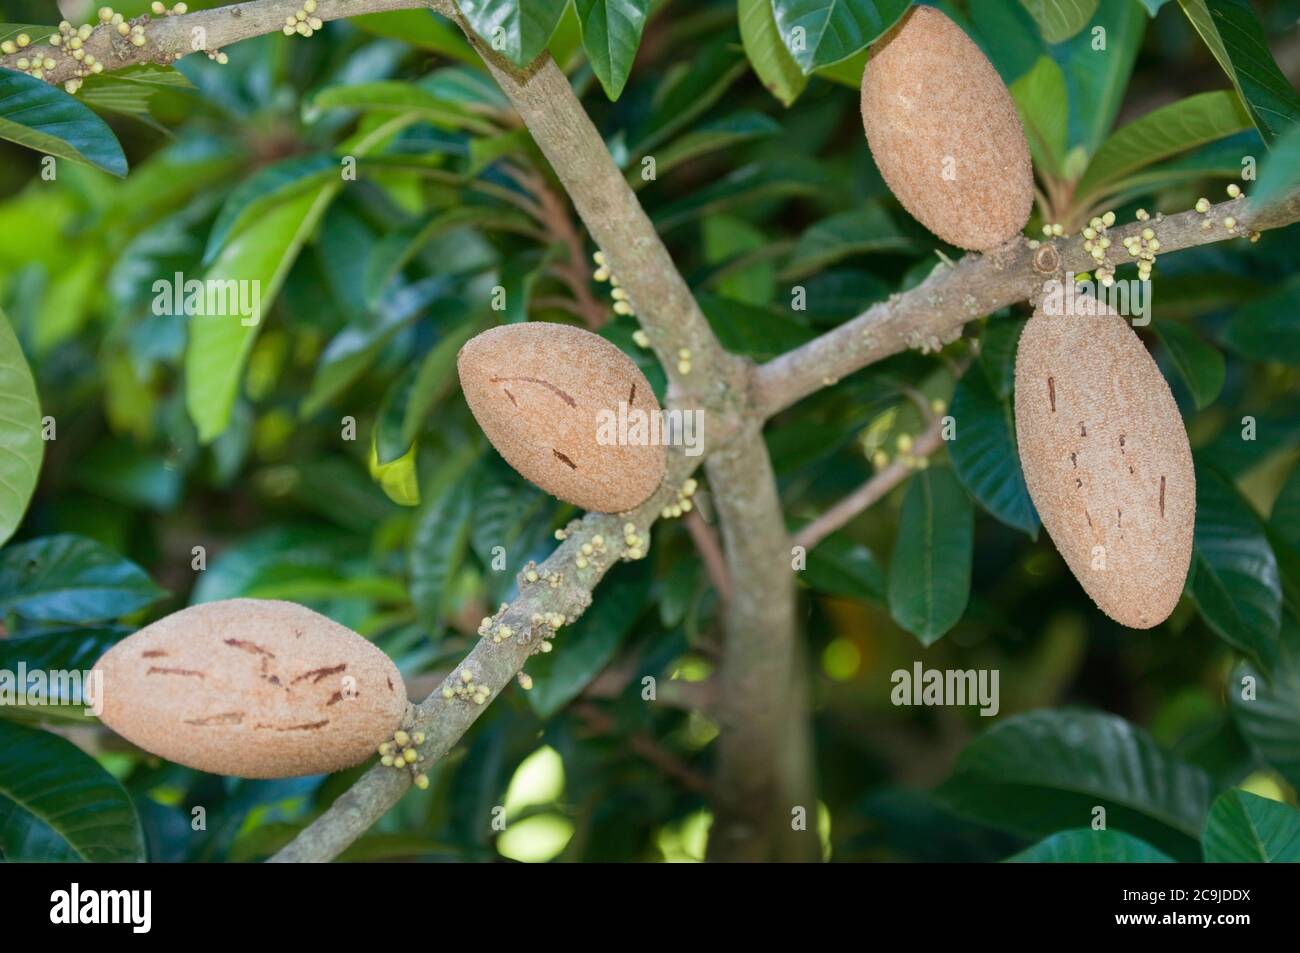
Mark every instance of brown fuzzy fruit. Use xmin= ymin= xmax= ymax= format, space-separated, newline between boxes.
xmin=1014 ymin=294 xmax=1195 ymax=629
xmin=93 ymin=599 xmax=407 ymax=778
xmin=860 ymin=5 xmax=1033 ymax=250
xmin=458 ymin=323 xmax=666 ymax=513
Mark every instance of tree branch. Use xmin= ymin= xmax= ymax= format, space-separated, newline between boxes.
xmin=753 ymin=190 xmax=1300 ymax=420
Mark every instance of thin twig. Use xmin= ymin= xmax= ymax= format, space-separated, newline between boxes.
xmin=684 ymin=510 xmax=732 ymax=603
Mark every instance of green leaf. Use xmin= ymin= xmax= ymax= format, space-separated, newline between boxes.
xmin=937 ymin=709 xmax=1214 ymax=861
xmin=887 ymin=466 xmax=973 ymax=644
xmin=1229 ymin=620 xmax=1300 ymax=789
xmin=739 ymin=0 xmax=807 ymax=106
xmin=801 ymin=533 xmax=884 ymax=601
xmin=1273 ymin=464 xmax=1300 ymax=554
xmin=574 ymin=0 xmax=651 ymax=100
xmin=1222 ymin=277 xmax=1300 ymax=366
xmin=951 ymin=370 xmax=1039 ymax=536
xmin=0 ymin=66 xmax=126 ymax=176
xmin=1011 ymin=56 xmax=1069 ymax=178
xmin=771 ymin=0 xmax=912 ymax=74
xmin=702 ymin=214 xmax=776 ymax=306
xmin=368 ymin=438 xmax=420 ymax=508
xmin=652 ymin=112 xmax=781 ymax=179
xmin=0 ymin=534 xmax=163 ymax=623
xmin=1201 ymin=790 xmax=1300 ymax=862
xmin=0 ymin=307 xmax=41 ymax=548
xmin=979 ymin=315 xmax=1025 ymax=400
xmin=1153 ymin=320 xmax=1225 ymax=410
xmin=186 ymin=187 xmax=335 ymax=443
xmin=350 ymin=10 xmax=480 ymax=65
xmin=308 ymin=82 xmax=498 ymax=134
xmin=1075 ymin=91 xmax=1252 ymax=201
xmin=1251 ymin=122 xmax=1300 ymax=211
xmin=527 ymin=566 xmax=649 ymax=718
xmin=1188 ymin=463 xmax=1282 ymax=671
xmin=699 ymin=293 xmax=815 ymax=360
xmin=1178 ymin=0 xmax=1300 ymax=147
xmin=403 ymin=321 xmax=484 ymax=449
xmin=409 ymin=450 xmax=480 ymax=631
xmin=783 ymin=205 xmax=915 ymax=278
xmin=1019 ymin=0 xmax=1099 ymax=43
xmin=1059 ymin=0 xmax=1145 ymax=156
xmin=76 ymin=64 xmax=193 ymax=123
xmin=458 ymin=0 xmax=569 ymax=67
xmin=204 ymin=154 xmax=336 ymax=265
xmin=0 ymin=626 xmax=127 ymax=679
xmin=654 ymin=158 xmax=833 ymax=230
xmin=0 ymin=720 xmax=144 ymax=862
xmin=1007 ymin=828 xmax=1174 ymax=862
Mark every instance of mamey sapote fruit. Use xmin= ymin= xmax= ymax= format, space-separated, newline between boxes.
xmin=860 ymin=5 xmax=1033 ymax=250
xmin=1014 ymin=295 xmax=1195 ymax=628
xmin=94 ymin=599 xmax=407 ymax=778
xmin=458 ymin=323 xmax=666 ymax=512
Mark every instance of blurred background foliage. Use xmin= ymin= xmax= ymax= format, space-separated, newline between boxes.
xmin=0 ymin=0 xmax=1299 ymax=863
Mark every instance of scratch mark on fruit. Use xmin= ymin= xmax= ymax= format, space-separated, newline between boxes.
xmin=147 ymin=667 xmax=205 ymax=678
xmin=185 ymin=711 xmax=244 ymax=726
xmin=629 ymin=382 xmax=636 ymax=406
xmin=291 ymin=664 xmax=346 ymax=685
xmin=553 ymin=449 xmax=577 ymax=469
xmin=490 ymin=375 xmax=576 ymax=407
xmin=503 ymin=387 xmax=517 ymax=408
xmin=1159 ymin=476 xmax=1165 ymax=517
xmin=1080 ymin=422 xmax=1087 ymax=437
xmin=141 ymin=650 xmax=167 ymax=658
xmin=1070 ymin=452 xmax=1077 ymax=468
xmin=1117 ymin=509 xmax=1122 ymax=528
xmin=225 ymin=638 xmax=275 ymax=658
xmin=325 ymin=691 xmax=345 ymax=706
xmin=1119 ymin=434 xmax=1126 ymax=454
xmin=1085 ymin=510 xmax=1093 ymax=528
xmin=1047 ymin=376 xmax=1055 ymax=411
xmin=255 ymin=720 xmax=330 ymax=731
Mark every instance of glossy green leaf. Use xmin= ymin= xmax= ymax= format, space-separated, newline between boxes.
xmin=1007 ymin=828 xmax=1174 ymax=862
xmin=1222 ymin=278 xmax=1300 ymax=366
xmin=1251 ymin=122 xmax=1300 ymax=211
xmin=1201 ymin=789 xmax=1300 ymax=862
xmin=368 ymin=438 xmax=420 ymax=507
xmin=0 ymin=307 xmax=42 ymax=548
xmin=1019 ymin=0 xmax=1099 ymax=43
xmin=1011 ymin=56 xmax=1068 ymax=178
xmin=574 ymin=0 xmax=652 ymax=100
xmin=979 ymin=315 xmax=1025 ymax=400
xmin=739 ymin=0 xmax=807 ymax=106
xmin=77 ymin=64 xmax=193 ymax=123
xmin=1188 ymin=463 xmax=1282 ymax=671
xmin=1178 ymin=0 xmax=1300 ymax=147
xmin=887 ymin=466 xmax=974 ymax=644
xmin=0 ymin=534 xmax=163 ymax=623
xmin=950 ymin=370 xmax=1039 ymax=536
xmin=0 ymin=720 xmax=144 ymax=862
xmin=458 ymin=0 xmax=569 ymax=67
xmin=771 ymin=0 xmax=911 ymax=74
xmin=186 ymin=187 xmax=333 ymax=443
xmin=1229 ymin=618 xmax=1300 ymax=789
xmin=0 ymin=66 xmax=126 ymax=176
xmin=1153 ymin=320 xmax=1225 ymax=410
xmin=409 ymin=450 xmax=480 ymax=631
xmin=0 ymin=626 xmax=128 ymax=679
xmin=204 ymin=154 xmax=336 ymax=265
xmin=403 ymin=321 xmax=484 ymax=449
xmin=527 ymin=566 xmax=649 ymax=718
xmin=802 ymin=533 xmax=885 ymax=601
xmin=1075 ymin=91 xmax=1251 ymax=201
xmin=937 ymin=709 xmax=1214 ymax=861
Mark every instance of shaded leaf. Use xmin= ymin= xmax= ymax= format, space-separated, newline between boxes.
xmin=937 ymin=709 xmax=1213 ymax=861
xmin=783 ymin=205 xmax=914 ymax=278
xmin=1228 ymin=617 xmax=1300 ymax=789
xmin=1007 ymin=828 xmax=1174 ymax=862
xmin=0 ymin=534 xmax=163 ymax=623
xmin=1201 ymin=789 xmax=1300 ymax=862
xmin=0 ymin=720 xmax=144 ymax=861
xmin=802 ymin=533 xmax=884 ymax=602
xmin=1222 ymin=277 xmax=1300 ymax=366
xmin=1251 ymin=121 xmax=1300 ymax=211
xmin=409 ymin=449 xmax=480 ymax=631
xmin=951 ymin=370 xmax=1039 ymax=536
xmin=1019 ymin=0 xmax=1099 ymax=43
xmin=0 ymin=67 xmax=126 ymax=176
xmin=887 ymin=466 xmax=973 ymax=644
xmin=1011 ymin=56 xmax=1068 ymax=178
xmin=1153 ymin=319 xmax=1225 ymax=410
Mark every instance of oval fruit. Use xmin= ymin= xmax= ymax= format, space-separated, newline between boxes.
xmin=860 ymin=6 xmax=1033 ymax=251
xmin=93 ymin=599 xmax=407 ymax=778
xmin=1014 ymin=296 xmax=1195 ymax=628
xmin=458 ymin=323 xmax=667 ymax=512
